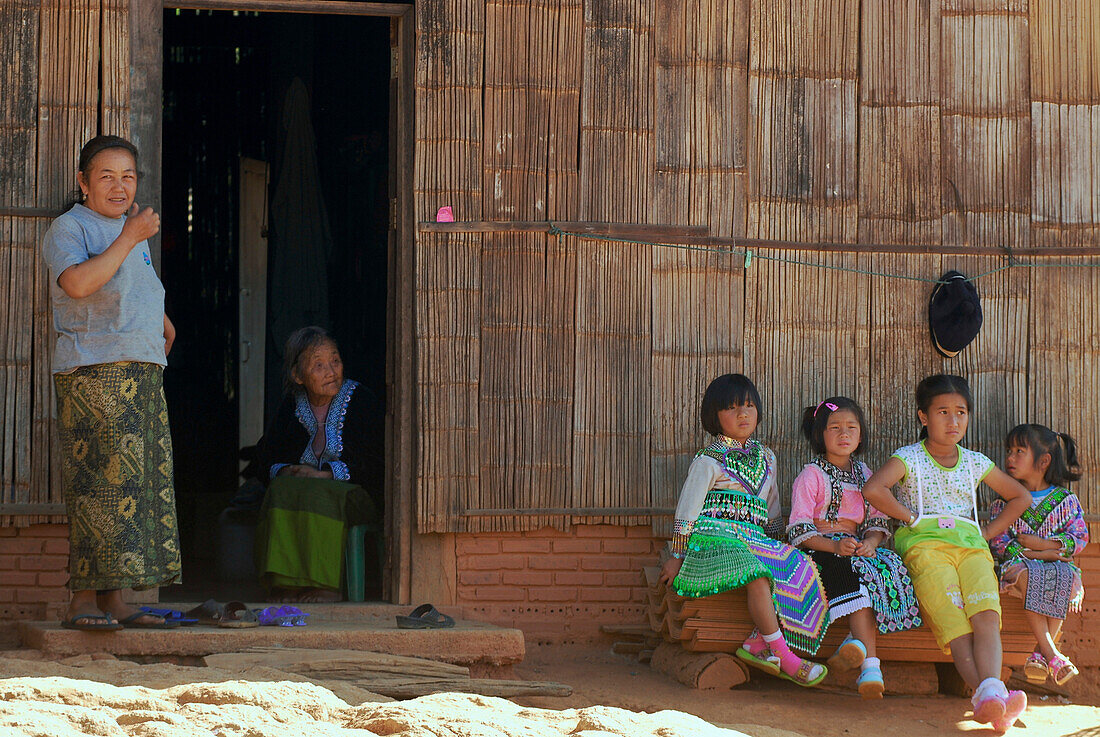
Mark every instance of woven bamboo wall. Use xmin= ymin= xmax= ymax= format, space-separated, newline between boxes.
xmin=415 ymin=0 xmax=1100 ymax=534
xmin=0 ymin=0 xmax=129 ymax=525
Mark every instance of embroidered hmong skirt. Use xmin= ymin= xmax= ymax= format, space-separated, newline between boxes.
xmin=54 ymin=362 xmax=181 ymax=591
xmin=810 ymin=534 xmax=922 ymax=633
xmin=255 ymin=475 xmax=379 ymax=591
xmin=1000 ymin=558 xmax=1084 ymax=619
xmin=673 ymin=489 xmax=830 ymax=655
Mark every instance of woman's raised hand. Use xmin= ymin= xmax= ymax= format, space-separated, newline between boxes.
xmin=122 ymin=203 xmax=160 ymax=244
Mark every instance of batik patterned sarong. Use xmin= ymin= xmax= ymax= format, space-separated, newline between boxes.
xmin=55 ymin=362 xmax=181 ymax=591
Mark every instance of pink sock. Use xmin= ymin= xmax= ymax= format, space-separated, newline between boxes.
xmin=763 ymin=630 xmax=822 ymax=679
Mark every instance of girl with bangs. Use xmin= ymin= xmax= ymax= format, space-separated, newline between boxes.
xmin=659 ymin=374 xmax=830 ymax=687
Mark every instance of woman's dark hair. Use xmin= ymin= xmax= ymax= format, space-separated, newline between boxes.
xmin=71 ymin=135 xmax=140 ymax=207
xmin=283 ymin=326 xmax=338 ymax=395
xmin=700 ymin=374 xmax=763 ymax=436
xmin=915 ymin=374 xmax=972 ymax=440
xmin=1005 ymin=423 xmax=1082 ymax=486
xmin=800 ymin=396 xmax=866 ymax=456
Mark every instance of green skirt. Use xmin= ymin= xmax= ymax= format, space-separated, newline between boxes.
xmin=55 ymin=362 xmax=181 ymax=591
xmin=255 ymin=475 xmax=378 ymax=591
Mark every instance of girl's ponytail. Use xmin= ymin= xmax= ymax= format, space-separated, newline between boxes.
xmin=1056 ymin=432 xmax=1083 ymax=484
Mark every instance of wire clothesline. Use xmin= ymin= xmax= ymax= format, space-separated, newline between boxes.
xmin=545 ymin=224 xmax=1100 ymax=285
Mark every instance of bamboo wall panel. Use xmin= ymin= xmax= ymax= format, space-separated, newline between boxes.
xmin=415 ymin=0 xmax=485 ymax=531
xmin=475 ymin=232 xmax=575 ymax=531
xmin=1029 ymin=0 xmax=1099 ymax=104
xmin=415 ymin=232 xmax=482 ymax=531
xmin=415 ymin=0 xmax=484 ymax=220
xmin=570 ymin=1 xmax=655 ymax=525
xmin=747 ymin=0 xmax=859 ymax=242
xmin=37 ymin=0 xmax=100 ymax=211
xmin=0 ymin=0 xmax=39 ymax=521
xmin=101 ymin=0 xmax=131 ymax=136
xmin=411 ymin=0 xmax=1100 ymax=533
xmin=858 ymin=0 xmax=941 ymax=246
xmin=1027 ymin=261 xmax=1100 ymax=535
xmin=0 ymin=0 xmax=38 ymax=209
xmin=1031 ymin=104 xmax=1100 ymax=248
xmin=940 ymin=8 xmax=1030 ymax=250
xmin=1027 ymin=0 xmax=1100 ymax=532
xmin=482 ymin=0 xmax=581 ymax=220
xmin=649 ymin=0 xmax=748 ymax=535
xmin=743 ymin=0 xmax=863 ymax=507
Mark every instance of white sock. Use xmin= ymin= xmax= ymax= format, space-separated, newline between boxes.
xmin=862 ymin=657 xmax=881 ymax=672
xmin=762 ymin=630 xmax=783 ymax=643
xmin=972 ymin=677 xmax=1008 ymax=706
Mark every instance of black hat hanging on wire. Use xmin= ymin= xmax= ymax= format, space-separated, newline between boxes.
xmin=928 ymin=270 xmax=982 ymax=358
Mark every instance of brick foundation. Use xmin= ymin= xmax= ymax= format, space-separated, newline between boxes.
xmin=454 ymin=524 xmax=661 ymax=644
xmin=0 ymin=524 xmax=70 ymax=647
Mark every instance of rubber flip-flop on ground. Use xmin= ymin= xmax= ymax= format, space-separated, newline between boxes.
xmin=218 ymin=601 xmax=260 ymax=628
xmin=118 ymin=611 xmax=181 ymax=629
xmin=183 ymin=599 xmax=225 ymax=626
xmin=60 ymin=614 xmax=123 ymax=632
xmin=396 ymin=603 xmax=455 ymax=629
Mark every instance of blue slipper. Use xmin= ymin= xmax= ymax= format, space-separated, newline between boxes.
xmin=140 ymin=606 xmax=199 ymax=626
xmin=827 ymin=634 xmax=866 ymax=671
xmin=857 ymin=665 xmax=884 ymax=699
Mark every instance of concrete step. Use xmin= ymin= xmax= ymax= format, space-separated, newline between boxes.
xmin=20 ymin=602 xmax=523 ymax=676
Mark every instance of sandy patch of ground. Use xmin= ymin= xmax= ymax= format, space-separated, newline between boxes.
xmin=1 ymin=647 xmax=1097 ymax=737
xmin=513 ymin=645 xmax=1100 ymax=737
xmin=0 ymin=652 xmax=745 ymax=737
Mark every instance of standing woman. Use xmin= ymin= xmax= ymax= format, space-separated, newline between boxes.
xmin=43 ymin=135 xmax=182 ymax=630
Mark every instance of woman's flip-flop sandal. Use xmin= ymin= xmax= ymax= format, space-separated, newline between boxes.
xmin=218 ymin=601 xmax=260 ymax=628
xmin=60 ymin=613 xmax=122 ymax=632
xmin=776 ymin=659 xmax=828 ymax=688
xmin=183 ymin=598 xmax=225 ymax=626
xmin=1023 ymin=651 xmax=1048 ymax=683
xmin=395 ymin=603 xmax=455 ymax=629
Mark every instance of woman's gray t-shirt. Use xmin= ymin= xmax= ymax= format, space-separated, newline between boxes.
xmin=42 ymin=204 xmax=166 ymax=372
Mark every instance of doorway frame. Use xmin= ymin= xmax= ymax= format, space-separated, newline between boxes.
xmin=141 ymin=0 xmax=417 ymax=603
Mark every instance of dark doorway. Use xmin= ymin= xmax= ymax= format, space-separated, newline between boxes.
xmin=160 ymin=8 xmax=391 ymax=600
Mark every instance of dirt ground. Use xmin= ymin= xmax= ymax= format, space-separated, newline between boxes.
xmin=514 ymin=644 xmax=1100 ymax=737
xmin=1 ymin=645 xmax=1098 ymax=736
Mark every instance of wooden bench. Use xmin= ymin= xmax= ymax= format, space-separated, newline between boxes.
xmin=644 ymin=566 xmax=1038 ymax=667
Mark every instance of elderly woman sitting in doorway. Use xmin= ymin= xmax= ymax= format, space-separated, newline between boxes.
xmin=254 ymin=326 xmax=383 ymax=602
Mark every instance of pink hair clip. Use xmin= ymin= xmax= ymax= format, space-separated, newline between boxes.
xmin=814 ymin=401 xmax=838 ymax=416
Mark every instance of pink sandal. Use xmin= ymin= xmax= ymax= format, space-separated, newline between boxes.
xmin=1049 ymin=655 xmax=1079 ymax=686
xmin=735 ymin=632 xmax=781 ymax=676
xmin=1022 ymin=652 xmax=1048 ymax=683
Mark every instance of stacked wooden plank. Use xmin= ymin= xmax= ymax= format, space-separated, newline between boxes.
xmin=645 ymin=566 xmax=1040 ymax=667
